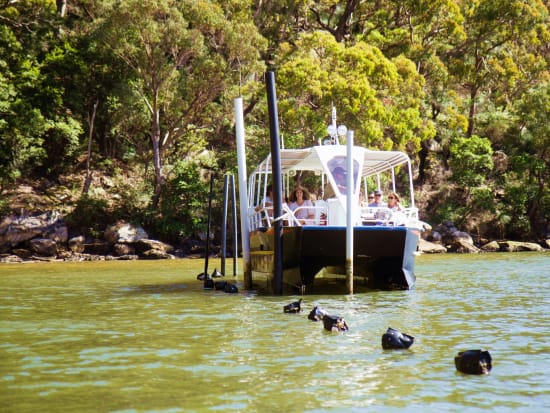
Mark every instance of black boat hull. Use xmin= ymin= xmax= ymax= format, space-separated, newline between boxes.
xmin=249 ymin=225 xmax=419 ymax=292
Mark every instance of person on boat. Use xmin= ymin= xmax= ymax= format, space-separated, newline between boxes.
xmin=387 ymin=192 xmax=403 ymax=212
xmin=323 ymin=166 xmax=347 ymax=199
xmin=332 ymin=167 xmax=347 ymax=193
xmin=289 ymin=186 xmax=315 ymax=225
xmin=368 ymin=190 xmax=387 ymax=207
xmin=255 ymin=184 xmax=273 ymax=214
xmin=367 ymin=192 xmax=376 ymax=206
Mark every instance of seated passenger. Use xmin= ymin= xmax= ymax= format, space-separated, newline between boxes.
xmin=387 ymin=192 xmax=403 ymax=212
xmin=289 ymin=186 xmax=315 ymax=225
xmin=368 ymin=190 xmax=387 ymax=207
xmin=323 ymin=167 xmax=347 ymax=199
xmin=367 ymin=192 xmax=375 ymax=204
xmin=255 ymin=184 xmax=273 ymax=215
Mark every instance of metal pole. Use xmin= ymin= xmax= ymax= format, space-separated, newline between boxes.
xmin=234 ymin=97 xmax=251 ymax=288
xmin=346 ymin=130 xmax=354 ymax=295
xmin=230 ymin=174 xmax=238 ymax=277
xmin=221 ymin=174 xmax=229 ymax=276
xmin=204 ymin=173 xmax=214 ymax=288
xmin=265 ymin=71 xmax=283 ymax=295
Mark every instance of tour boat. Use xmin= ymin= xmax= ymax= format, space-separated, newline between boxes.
xmin=244 ymin=142 xmax=423 ymax=293
xmin=234 ymin=77 xmax=424 ymax=294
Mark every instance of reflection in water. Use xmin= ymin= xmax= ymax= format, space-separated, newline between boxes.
xmin=1 ymin=254 xmax=550 ymax=412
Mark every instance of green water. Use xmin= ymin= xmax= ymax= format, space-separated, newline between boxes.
xmin=1 ymin=253 xmax=549 ymax=412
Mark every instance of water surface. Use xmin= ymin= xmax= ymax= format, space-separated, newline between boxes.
xmin=1 ymin=253 xmax=549 ymax=412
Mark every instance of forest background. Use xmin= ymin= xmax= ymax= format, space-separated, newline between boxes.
xmin=1 ymin=0 xmax=549 ymax=247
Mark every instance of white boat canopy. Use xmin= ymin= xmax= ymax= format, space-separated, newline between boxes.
xmin=251 ymin=145 xmax=411 ymax=178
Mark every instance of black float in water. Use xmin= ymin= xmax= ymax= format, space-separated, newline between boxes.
xmin=283 ymin=298 xmax=302 ymax=313
xmin=203 ymin=274 xmax=214 ymax=290
xmin=224 ymin=283 xmax=239 ymax=294
xmin=211 ymin=268 xmax=223 ymax=278
xmin=308 ymin=306 xmax=328 ymax=321
xmin=214 ymin=281 xmax=227 ymax=290
xmin=381 ymin=327 xmax=415 ymax=350
xmin=454 ymin=350 xmax=492 ymax=374
xmin=322 ymin=315 xmax=349 ymax=332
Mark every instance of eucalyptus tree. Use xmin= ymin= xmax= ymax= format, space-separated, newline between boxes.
xmin=97 ymin=0 xmax=265 ymax=208
xmin=274 ymin=31 xmax=434 ymax=154
xmin=445 ymin=0 xmax=548 ymax=138
xmin=0 ymin=0 xmax=83 ymax=188
xmin=501 ymin=82 xmax=550 ymax=238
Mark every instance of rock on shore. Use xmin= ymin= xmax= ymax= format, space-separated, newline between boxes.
xmin=0 ymin=211 xmax=548 ymax=262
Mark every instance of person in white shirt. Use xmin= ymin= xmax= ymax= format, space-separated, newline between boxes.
xmin=289 ymin=186 xmax=315 ymax=225
xmin=387 ymin=192 xmax=403 ymax=212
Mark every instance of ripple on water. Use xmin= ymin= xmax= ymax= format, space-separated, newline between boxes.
xmin=1 ymin=254 xmax=549 ymax=412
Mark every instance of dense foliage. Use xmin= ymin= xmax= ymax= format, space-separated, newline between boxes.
xmin=1 ymin=0 xmax=548 ymax=241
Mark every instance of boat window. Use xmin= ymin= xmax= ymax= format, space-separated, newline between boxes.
xmin=327 ymin=157 xmax=359 ymax=194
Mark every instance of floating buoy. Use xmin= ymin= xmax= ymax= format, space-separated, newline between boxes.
xmin=214 ymin=281 xmax=227 ymax=290
xmin=211 ymin=268 xmax=224 ymax=278
xmin=381 ymin=327 xmax=414 ymax=349
xmin=197 ymin=272 xmax=207 ymax=281
xmin=203 ymin=276 xmax=214 ymax=290
xmin=308 ymin=306 xmax=328 ymax=321
xmin=224 ymin=283 xmax=238 ymax=293
xmin=455 ymin=350 xmax=492 ymax=374
xmin=283 ymin=298 xmax=302 ymax=313
xmin=322 ymin=315 xmax=349 ymax=332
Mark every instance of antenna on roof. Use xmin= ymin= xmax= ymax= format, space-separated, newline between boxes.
xmin=325 ymin=105 xmax=347 ymax=145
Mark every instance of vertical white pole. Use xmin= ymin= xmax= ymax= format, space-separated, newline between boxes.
xmin=235 ymin=97 xmax=251 ymax=288
xmin=408 ymin=160 xmax=415 ymax=208
xmin=346 ymin=130 xmax=354 ymax=295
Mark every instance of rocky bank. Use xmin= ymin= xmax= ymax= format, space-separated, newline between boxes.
xmin=0 ymin=210 xmax=547 ymax=264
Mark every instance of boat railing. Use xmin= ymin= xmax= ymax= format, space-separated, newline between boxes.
xmin=248 ymin=203 xmax=328 ymax=229
xmin=360 ymin=206 xmax=419 ymax=227
xmin=291 ymin=204 xmax=328 ymax=226
xmin=249 ymin=203 xmax=419 ymax=230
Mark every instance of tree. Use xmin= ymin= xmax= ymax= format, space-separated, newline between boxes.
xmin=98 ymin=0 xmax=265 ymax=208
xmin=445 ymin=0 xmax=548 ymax=137
xmin=274 ymin=31 xmax=434 ymax=153
xmin=449 ymin=135 xmax=493 ymax=187
xmin=504 ymin=83 xmax=550 ymax=237
xmin=0 ymin=0 xmax=83 ymax=186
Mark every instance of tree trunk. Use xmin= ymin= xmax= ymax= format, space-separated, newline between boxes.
xmin=82 ymin=100 xmax=98 ymax=195
xmin=467 ymin=86 xmax=477 ymax=138
xmin=56 ymin=0 xmax=67 ymax=17
xmin=151 ymin=107 xmax=163 ymax=209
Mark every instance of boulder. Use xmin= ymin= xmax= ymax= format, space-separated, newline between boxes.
xmin=498 ymin=241 xmax=544 ymax=252
xmin=68 ymin=236 xmax=85 ymax=253
xmin=29 ymin=238 xmax=58 ymax=257
xmin=0 ymin=254 xmax=23 ymax=263
xmin=446 ymin=238 xmax=480 ymax=253
xmin=140 ymin=249 xmax=174 ymax=259
xmin=442 ymin=230 xmax=474 ymax=246
xmin=104 ymin=221 xmax=148 ymax=244
xmin=0 ymin=211 xmax=67 ymax=247
xmin=426 ymin=230 xmax=442 ymax=243
xmin=417 ymin=239 xmax=447 ymax=253
xmin=83 ymin=239 xmax=111 ymax=255
xmin=481 ymin=241 xmax=500 ymax=252
xmin=134 ymin=239 xmax=174 ymax=255
xmin=11 ymin=248 xmax=32 ymax=259
xmin=116 ymin=254 xmax=139 ymax=260
xmin=113 ymin=243 xmax=135 ymax=256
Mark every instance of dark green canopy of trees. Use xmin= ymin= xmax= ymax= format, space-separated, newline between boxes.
xmin=1 ymin=0 xmax=548 ymax=242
